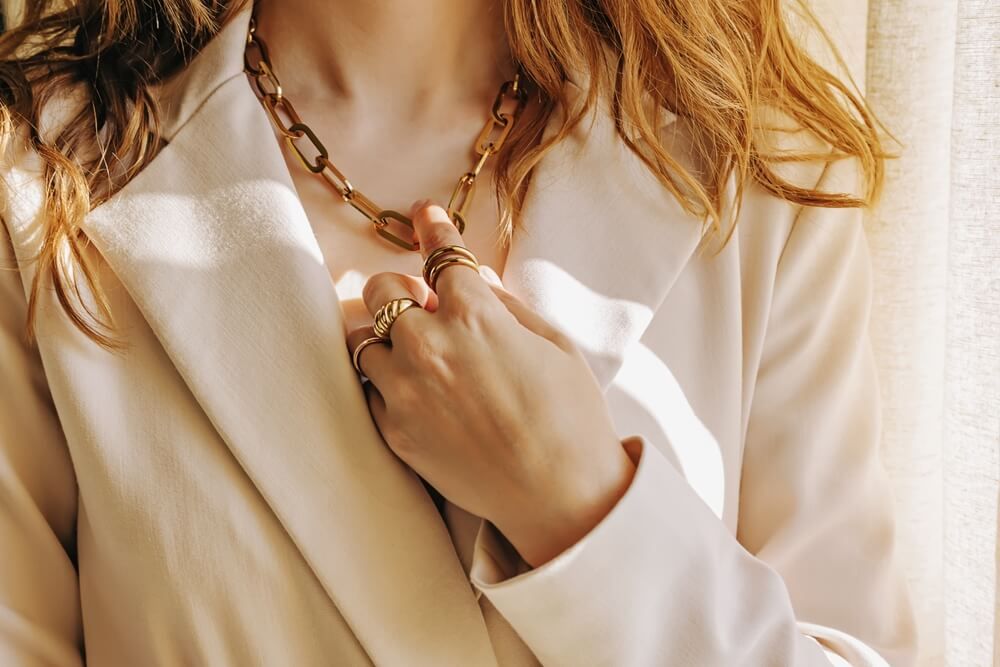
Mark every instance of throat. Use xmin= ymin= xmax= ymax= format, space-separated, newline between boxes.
xmin=251 ymin=0 xmax=516 ymax=118
xmin=247 ymin=0 xmax=528 ymax=334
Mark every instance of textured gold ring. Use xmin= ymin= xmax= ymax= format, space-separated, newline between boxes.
xmin=352 ymin=335 xmax=390 ymax=375
xmin=422 ymin=244 xmax=479 ymax=285
xmin=372 ymin=297 xmax=422 ymax=339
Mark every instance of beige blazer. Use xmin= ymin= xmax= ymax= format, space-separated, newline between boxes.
xmin=0 ymin=6 xmax=917 ymax=666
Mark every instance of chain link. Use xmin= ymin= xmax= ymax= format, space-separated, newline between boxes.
xmin=261 ymin=94 xmax=303 ymax=138
xmin=245 ymin=18 xmax=527 ymax=252
xmin=445 ymin=174 xmax=474 ymax=234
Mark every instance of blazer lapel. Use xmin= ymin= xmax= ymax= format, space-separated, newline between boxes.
xmin=79 ymin=6 xmax=706 ymax=662
xmin=81 ymin=10 xmax=497 ymax=666
xmin=504 ymin=73 xmax=706 ymax=388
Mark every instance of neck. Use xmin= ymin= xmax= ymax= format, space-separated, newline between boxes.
xmin=252 ymin=0 xmax=515 ymax=121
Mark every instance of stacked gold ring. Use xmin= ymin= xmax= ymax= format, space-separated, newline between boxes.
xmin=422 ymin=244 xmax=481 ymax=292
xmin=372 ymin=297 xmax=422 ymax=339
xmin=352 ymin=336 xmax=390 ymax=375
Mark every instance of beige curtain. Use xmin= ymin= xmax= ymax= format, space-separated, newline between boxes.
xmin=867 ymin=0 xmax=999 ymax=664
xmin=807 ymin=0 xmax=1000 ymax=665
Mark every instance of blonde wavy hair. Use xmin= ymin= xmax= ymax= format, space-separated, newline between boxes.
xmin=0 ymin=0 xmax=887 ymax=351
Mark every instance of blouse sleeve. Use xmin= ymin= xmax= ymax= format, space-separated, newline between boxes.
xmin=0 ymin=221 xmax=84 ymax=666
xmin=467 ymin=156 xmax=918 ymax=666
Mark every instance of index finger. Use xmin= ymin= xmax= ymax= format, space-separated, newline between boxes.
xmin=410 ymin=200 xmax=493 ymax=303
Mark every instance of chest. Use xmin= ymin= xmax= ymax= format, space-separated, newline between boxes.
xmin=272 ymin=114 xmax=512 ymax=332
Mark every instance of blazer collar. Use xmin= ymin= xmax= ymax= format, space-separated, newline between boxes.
xmin=80 ymin=5 xmax=704 ymax=663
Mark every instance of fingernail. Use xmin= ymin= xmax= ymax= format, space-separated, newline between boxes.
xmin=409 ymin=199 xmax=426 ymax=217
xmin=410 ymin=198 xmax=440 ymax=218
xmin=479 ymin=264 xmax=503 ymax=287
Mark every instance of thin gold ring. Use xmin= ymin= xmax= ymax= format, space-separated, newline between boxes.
xmin=422 ymin=244 xmax=479 ymax=286
xmin=372 ymin=297 xmax=422 ymax=339
xmin=427 ymin=256 xmax=481 ymax=292
xmin=352 ymin=335 xmax=390 ymax=375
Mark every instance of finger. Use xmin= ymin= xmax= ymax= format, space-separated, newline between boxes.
xmin=361 ymin=272 xmax=433 ymax=340
xmin=486 ymin=283 xmax=576 ymax=353
xmin=475 ymin=265 xmax=560 ymax=340
xmin=410 ymin=199 xmax=493 ymax=303
xmin=478 ymin=264 xmax=504 ymax=288
xmin=362 ymin=271 xmax=435 ymax=314
xmin=362 ymin=380 xmax=390 ymax=434
xmin=346 ymin=325 xmax=392 ymax=384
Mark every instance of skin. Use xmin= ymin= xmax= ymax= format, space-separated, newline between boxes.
xmin=347 ymin=201 xmax=636 ymax=567
xmin=252 ymin=0 xmax=522 ymax=334
xmin=255 ymin=1 xmax=636 ymax=566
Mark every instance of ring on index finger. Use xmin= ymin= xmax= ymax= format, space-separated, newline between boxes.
xmin=422 ymin=244 xmax=480 ymax=292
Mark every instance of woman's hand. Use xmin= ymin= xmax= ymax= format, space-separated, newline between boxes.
xmin=346 ymin=201 xmax=636 ymax=567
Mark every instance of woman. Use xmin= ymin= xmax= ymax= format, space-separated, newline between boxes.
xmin=0 ymin=0 xmax=917 ymax=665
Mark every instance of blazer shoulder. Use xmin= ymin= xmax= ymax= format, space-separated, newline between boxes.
xmin=736 ymin=103 xmax=868 ymax=231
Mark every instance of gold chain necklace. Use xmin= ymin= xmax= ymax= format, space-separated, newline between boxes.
xmin=244 ymin=19 xmax=528 ymax=251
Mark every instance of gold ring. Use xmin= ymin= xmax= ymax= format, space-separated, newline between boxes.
xmin=422 ymin=244 xmax=480 ymax=291
xmin=427 ymin=257 xmax=481 ymax=292
xmin=372 ymin=297 xmax=422 ymax=339
xmin=352 ymin=335 xmax=390 ymax=375
xmin=423 ymin=244 xmax=478 ymax=283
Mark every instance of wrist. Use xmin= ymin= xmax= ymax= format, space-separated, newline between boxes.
xmin=494 ymin=439 xmax=637 ymax=568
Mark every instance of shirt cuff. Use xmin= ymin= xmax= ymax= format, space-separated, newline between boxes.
xmin=469 ymin=434 xmax=645 ymax=591
xmin=466 ymin=435 xmax=835 ymax=666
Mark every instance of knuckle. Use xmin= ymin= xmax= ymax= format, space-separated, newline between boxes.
xmin=391 ymin=317 xmax=425 ymax=349
xmin=363 ymin=271 xmax=405 ymax=303
xmin=449 ymin=294 xmax=499 ymax=330
xmin=399 ymin=329 xmax=454 ymax=383
xmin=361 ymin=274 xmax=385 ymax=305
xmin=456 ymin=303 xmax=488 ymax=330
xmin=406 ymin=327 xmax=445 ymax=363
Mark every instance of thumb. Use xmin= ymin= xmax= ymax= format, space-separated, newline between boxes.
xmin=483 ymin=279 xmax=575 ymax=353
xmin=478 ymin=264 xmax=504 ymax=288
